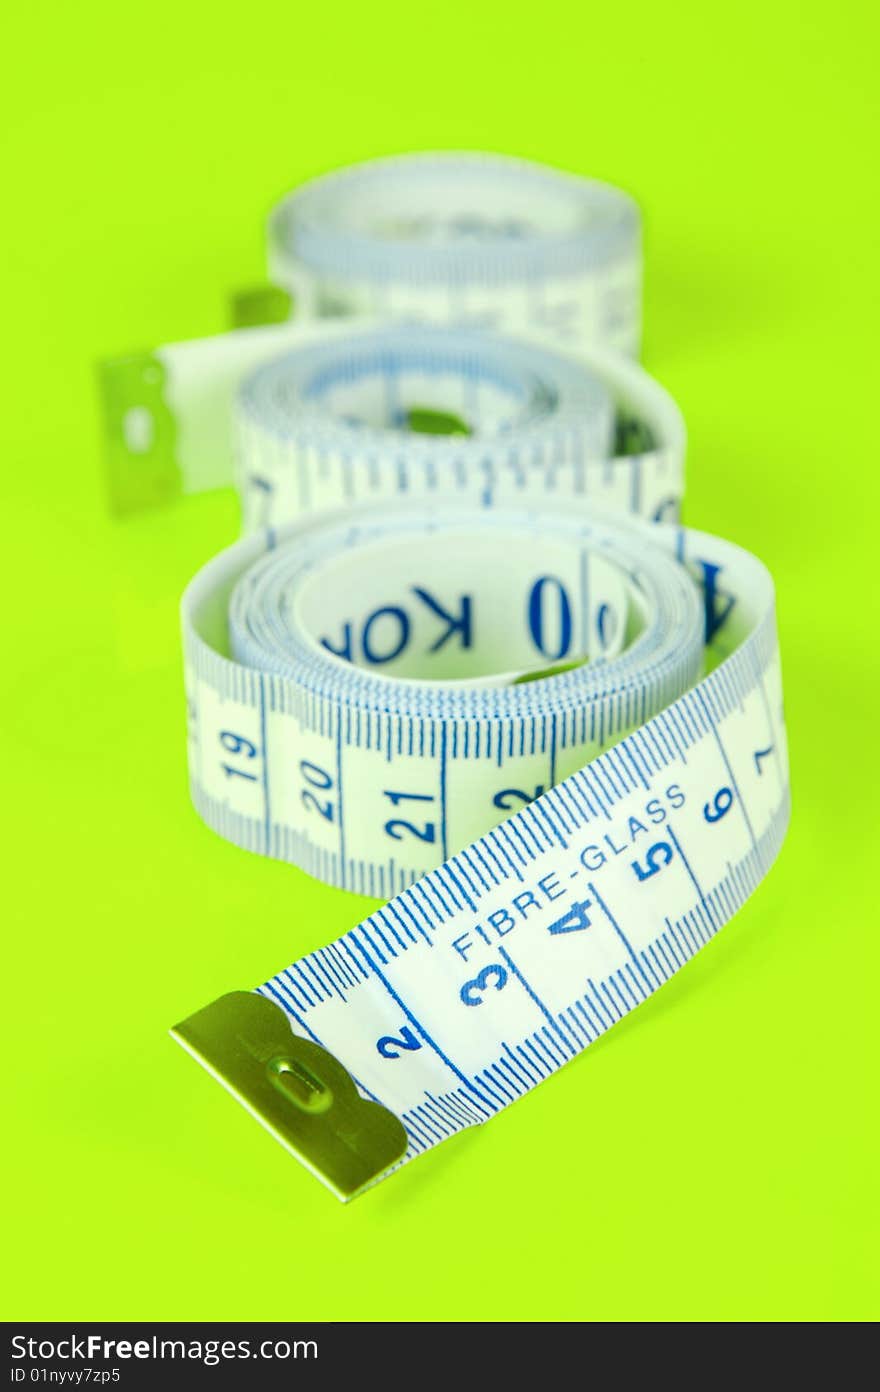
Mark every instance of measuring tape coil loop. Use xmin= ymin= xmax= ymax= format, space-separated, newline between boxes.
xmin=233 ymin=325 xmax=683 ymax=532
xmin=178 ymin=500 xmax=789 ymax=1197
xmin=265 ymin=153 xmax=642 ymax=356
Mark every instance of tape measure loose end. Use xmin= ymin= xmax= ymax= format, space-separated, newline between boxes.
xmin=171 ymin=991 xmax=408 ymax=1201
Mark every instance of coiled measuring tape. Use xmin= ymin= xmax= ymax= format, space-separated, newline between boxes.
xmin=250 ymin=153 xmax=641 ymax=356
xmin=101 ymin=154 xmax=643 ymax=518
xmin=235 ymin=326 xmax=682 ymax=532
xmin=102 ymin=324 xmax=682 ymax=524
xmin=173 ymin=502 xmax=789 ymax=1200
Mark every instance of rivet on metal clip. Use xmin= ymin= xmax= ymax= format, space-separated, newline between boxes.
xmin=171 ymin=991 xmax=408 ymax=1202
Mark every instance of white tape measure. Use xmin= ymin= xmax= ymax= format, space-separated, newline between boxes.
xmin=100 ymin=154 xmax=643 ymax=518
xmin=234 ymin=326 xmax=683 ymax=532
xmin=174 ymin=501 xmax=789 ymax=1200
xmin=258 ymin=153 xmax=641 ymax=356
xmin=101 ymin=324 xmax=683 ymax=524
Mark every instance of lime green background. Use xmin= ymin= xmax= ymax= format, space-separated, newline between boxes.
xmin=2 ymin=0 xmax=877 ymax=1324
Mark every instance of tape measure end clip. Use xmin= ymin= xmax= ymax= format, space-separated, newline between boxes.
xmin=97 ymin=351 xmax=183 ymax=516
xmin=170 ymin=990 xmax=408 ymax=1201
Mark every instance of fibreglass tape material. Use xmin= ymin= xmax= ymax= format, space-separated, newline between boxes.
xmin=266 ymin=153 xmax=641 ymax=356
xmin=101 ymin=324 xmax=683 ymax=524
xmin=177 ymin=502 xmax=789 ymax=1197
xmin=236 ymin=329 xmax=614 ymax=533
xmin=234 ymin=327 xmax=680 ymax=533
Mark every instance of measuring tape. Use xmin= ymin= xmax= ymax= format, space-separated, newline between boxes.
xmin=234 ymin=326 xmax=683 ymax=532
xmin=101 ymin=154 xmax=642 ymax=518
xmin=248 ymin=153 xmax=641 ymax=356
xmin=101 ymin=323 xmax=683 ymax=524
xmin=174 ymin=501 xmax=789 ymax=1200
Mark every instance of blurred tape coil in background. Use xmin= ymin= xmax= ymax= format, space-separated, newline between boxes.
xmin=100 ymin=155 xmax=646 ymax=522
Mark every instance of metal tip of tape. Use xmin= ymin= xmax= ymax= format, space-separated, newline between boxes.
xmin=97 ymin=351 xmax=182 ymax=515
xmin=170 ymin=991 xmax=408 ymax=1202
